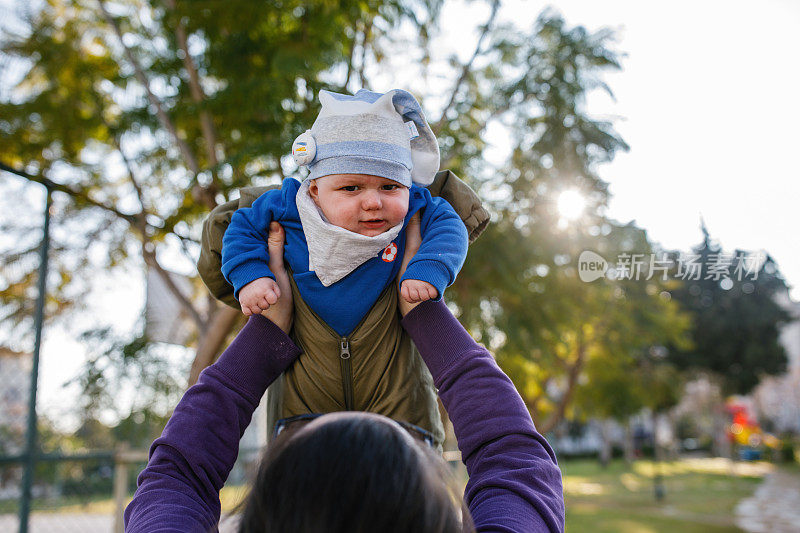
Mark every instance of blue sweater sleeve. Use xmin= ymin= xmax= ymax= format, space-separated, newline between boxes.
xmin=221 ymin=187 xmax=287 ymax=299
xmin=400 ymin=191 xmax=469 ymax=299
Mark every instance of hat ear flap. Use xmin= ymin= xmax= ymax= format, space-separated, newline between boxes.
xmin=371 ymin=91 xmax=402 ymax=118
xmin=318 ymin=90 xmax=336 ymax=108
xmin=389 ymin=90 xmax=440 ymax=186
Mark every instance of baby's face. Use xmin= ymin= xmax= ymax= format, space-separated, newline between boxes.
xmin=308 ymin=174 xmax=410 ymax=237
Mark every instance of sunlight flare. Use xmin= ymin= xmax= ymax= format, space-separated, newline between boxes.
xmin=557 ymin=189 xmax=587 ymax=221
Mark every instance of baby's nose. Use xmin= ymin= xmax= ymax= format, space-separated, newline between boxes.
xmin=362 ymin=190 xmax=382 ymax=209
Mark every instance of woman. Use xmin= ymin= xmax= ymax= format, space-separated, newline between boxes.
xmin=124 ymin=218 xmax=565 ymax=532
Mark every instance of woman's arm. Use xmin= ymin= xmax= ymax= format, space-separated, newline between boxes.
xmin=126 ymin=223 xmax=296 ymax=532
xmin=401 ymin=302 xmax=565 ymax=533
xmin=124 ymin=315 xmax=301 ymax=532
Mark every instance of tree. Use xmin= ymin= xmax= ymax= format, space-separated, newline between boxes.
xmin=668 ymin=223 xmax=790 ymax=394
xmin=442 ymin=12 xmax=691 ymax=432
xmin=2 ymin=2 xmax=691 ymax=434
xmin=0 ymin=0 xmax=440 ymax=400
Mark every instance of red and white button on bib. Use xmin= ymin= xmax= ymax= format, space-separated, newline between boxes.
xmin=381 ymin=242 xmax=398 ymax=262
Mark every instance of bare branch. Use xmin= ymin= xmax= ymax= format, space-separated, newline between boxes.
xmin=188 ymin=305 xmax=241 ymax=386
xmin=163 ymin=0 xmax=224 ymax=174
xmin=356 ymin=18 xmax=373 ymax=88
xmin=1 ymin=161 xmax=140 ymax=227
xmin=3 ymin=161 xmax=206 ymax=328
xmin=539 ymin=329 xmax=587 ymax=433
xmin=97 ymin=0 xmax=200 ymax=174
xmin=275 ymin=155 xmax=286 ymax=181
xmin=112 ymin=134 xmax=148 ymax=216
xmin=90 ymin=86 xmax=150 ymax=218
xmin=342 ymin=19 xmax=359 ymax=91
xmin=143 ymin=247 xmax=205 ymax=329
xmin=96 ymin=96 xmax=207 ymax=331
xmin=115 ymin=137 xmax=206 ymax=326
xmin=432 ymin=0 xmax=500 ymax=135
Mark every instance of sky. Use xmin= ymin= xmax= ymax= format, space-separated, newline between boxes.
xmin=3 ymin=0 xmax=800 ymax=425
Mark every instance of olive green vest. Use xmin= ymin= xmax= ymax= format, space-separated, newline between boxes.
xmin=198 ymin=170 xmax=488 ymax=446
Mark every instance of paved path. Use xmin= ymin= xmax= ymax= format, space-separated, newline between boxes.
xmin=0 ymin=514 xmax=112 ymax=532
xmin=735 ymin=468 xmax=800 ymax=533
xmin=0 ymin=512 xmax=241 ymax=532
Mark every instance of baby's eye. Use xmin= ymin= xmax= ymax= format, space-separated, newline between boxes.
xmin=381 ymin=184 xmax=400 ymax=191
xmin=340 ymin=185 xmax=359 ymax=192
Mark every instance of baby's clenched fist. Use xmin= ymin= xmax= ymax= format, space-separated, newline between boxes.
xmin=239 ymin=277 xmax=281 ymax=316
xmin=400 ymin=279 xmax=438 ymax=304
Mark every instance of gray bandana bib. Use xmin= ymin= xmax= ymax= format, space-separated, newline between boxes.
xmin=295 ymin=180 xmax=404 ymax=287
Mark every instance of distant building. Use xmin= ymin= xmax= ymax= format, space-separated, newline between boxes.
xmin=751 ymin=291 xmax=800 ymax=434
xmin=0 ymin=347 xmax=31 ymax=454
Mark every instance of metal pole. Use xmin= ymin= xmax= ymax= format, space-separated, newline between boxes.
xmin=18 ymin=187 xmax=51 ymax=533
xmin=113 ymin=444 xmax=129 ymax=533
xmin=652 ymin=411 xmax=665 ymax=502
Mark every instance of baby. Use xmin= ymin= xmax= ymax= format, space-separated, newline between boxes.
xmin=218 ymin=88 xmax=470 ymax=444
xmin=221 ymin=89 xmax=468 ymax=336
xmin=234 ymin=172 xmax=444 ymax=316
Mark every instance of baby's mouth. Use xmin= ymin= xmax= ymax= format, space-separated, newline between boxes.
xmin=360 ymin=219 xmax=386 ymax=228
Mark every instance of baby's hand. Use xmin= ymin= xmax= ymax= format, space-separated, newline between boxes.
xmin=239 ymin=277 xmax=281 ymax=316
xmin=400 ymin=279 xmax=438 ymax=304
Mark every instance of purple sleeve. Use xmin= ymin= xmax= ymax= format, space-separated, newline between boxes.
xmin=401 ymin=300 xmax=565 ymax=533
xmin=124 ymin=315 xmax=301 ymax=532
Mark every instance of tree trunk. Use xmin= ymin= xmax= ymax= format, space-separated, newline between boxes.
xmin=539 ymin=338 xmax=587 ymax=434
xmin=712 ymin=402 xmax=732 ymax=459
xmin=665 ymin=412 xmax=678 ymax=460
xmin=623 ymin=418 xmax=635 ymax=464
xmin=598 ymin=419 xmax=612 ymax=468
xmin=188 ymin=306 xmax=241 ymax=386
xmin=652 ymin=410 xmax=665 ymax=501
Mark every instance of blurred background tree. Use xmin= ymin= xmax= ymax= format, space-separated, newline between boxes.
xmin=667 ymin=224 xmax=790 ymax=394
xmin=0 ymin=0 xmax=442 ymax=409
xmin=438 ymin=12 xmax=692 ymax=430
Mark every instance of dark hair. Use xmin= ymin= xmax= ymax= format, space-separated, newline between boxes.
xmin=238 ymin=416 xmax=473 ymax=532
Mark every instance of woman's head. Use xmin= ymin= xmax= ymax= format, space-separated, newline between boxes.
xmin=238 ymin=412 xmax=471 ymax=533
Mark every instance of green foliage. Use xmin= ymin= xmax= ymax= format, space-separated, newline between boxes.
xmin=668 ymin=226 xmax=790 ymax=394
xmin=574 ymin=356 xmax=642 ymax=422
xmin=1 ymin=1 xmax=697 ymax=432
xmin=0 ymin=0 xmax=428 ymax=342
xmin=0 ymin=0 xmax=437 ymax=417
xmin=444 ymin=12 xmax=691 ymax=429
xmin=69 ymin=320 xmax=188 ymax=420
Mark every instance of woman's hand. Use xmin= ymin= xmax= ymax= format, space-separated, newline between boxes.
xmin=397 ymin=213 xmax=423 ymax=317
xmin=260 ymin=222 xmax=293 ymax=333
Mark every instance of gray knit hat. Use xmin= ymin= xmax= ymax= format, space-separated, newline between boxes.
xmin=291 ymin=88 xmax=440 ymax=187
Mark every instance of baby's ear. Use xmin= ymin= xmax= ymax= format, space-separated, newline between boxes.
xmin=307 ymin=179 xmax=320 ymax=205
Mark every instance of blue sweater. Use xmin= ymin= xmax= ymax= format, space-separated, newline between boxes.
xmin=221 ymin=178 xmax=468 ymax=336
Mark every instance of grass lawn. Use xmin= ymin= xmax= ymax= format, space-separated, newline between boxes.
xmin=2 ymin=456 xmax=780 ymax=532
xmin=562 ymin=457 xmax=771 ymax=532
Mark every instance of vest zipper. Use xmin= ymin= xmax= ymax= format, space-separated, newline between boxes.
xmin=287 ymin=269 xmax=394 ymax=413
xmin=339 ymin=337 xmax=354 ymax=410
